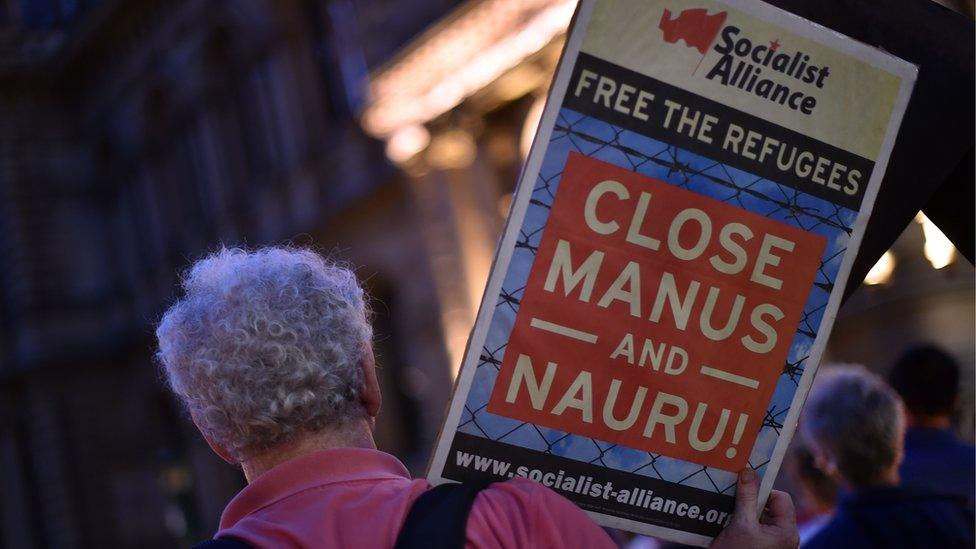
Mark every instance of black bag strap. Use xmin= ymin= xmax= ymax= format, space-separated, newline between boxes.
xmin=192 ymin=537 xmax=253 ymax=549
xmin=394 ymin=482 xmax=492 ymax=549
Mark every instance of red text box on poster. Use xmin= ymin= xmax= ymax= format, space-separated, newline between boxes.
xmin=487 ymin=153 xmax=826 ymax=471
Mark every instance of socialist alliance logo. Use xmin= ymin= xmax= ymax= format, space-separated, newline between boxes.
xmin=657 ymin=7 xmax=830 ymax=115
xmin=658 ymin=7 xmax=727 ymax=56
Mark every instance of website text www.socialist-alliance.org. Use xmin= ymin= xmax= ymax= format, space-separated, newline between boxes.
xmin=454 ymin=449 xmax=732 ymax=527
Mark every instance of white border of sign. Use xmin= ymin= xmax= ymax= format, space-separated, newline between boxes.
xmin=426 ymin=1 xmax=917 ymax=545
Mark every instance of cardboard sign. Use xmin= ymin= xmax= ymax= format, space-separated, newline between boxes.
xmin=428 ymin=1 xmax=915 ymax=545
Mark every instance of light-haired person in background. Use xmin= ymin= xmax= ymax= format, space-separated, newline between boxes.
xmin=156 ymin=246 xmax=798 ymax=548
xmin=800 ymin=366 xmax=973 ymax=548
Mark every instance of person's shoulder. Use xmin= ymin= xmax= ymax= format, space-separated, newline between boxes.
xmin=909 ymin=489 xmax=975 ymax=518
xmin=951 ymin=437 xmax=976 ymax=463
xmin=899 ymin=485 xmax=971 ymax=505
xmin=904 ymin=490 xmax=976 ymax=546
xmin=472 ymin=478 xmax=581 ymax=523
xmin=480 ymin=476 xmax=570 ymax=502
xmin=466 ymin=479 xmax=615 ymax=548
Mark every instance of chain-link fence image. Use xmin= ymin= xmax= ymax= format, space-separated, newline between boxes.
xmin=455 ymin=107 xmax=858 ymax=496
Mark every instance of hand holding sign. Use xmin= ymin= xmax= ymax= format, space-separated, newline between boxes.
xmin=711 ymin=469 xmax=799 ymax=549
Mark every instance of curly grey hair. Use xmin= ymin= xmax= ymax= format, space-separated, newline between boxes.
xmin=155 ymin=246 xmax=372 ymax=460
xmin=800 ymin=365 xmax=904 ymax=487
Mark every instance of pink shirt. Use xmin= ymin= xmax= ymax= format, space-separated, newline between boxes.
xmin=217 ymin=447 xmax=616 ymax=548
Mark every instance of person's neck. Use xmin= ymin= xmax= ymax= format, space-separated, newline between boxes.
xmin=240 ymin=417 xmax=376 ymax=482
xmin=807 ymin=497 xmax=835 ymax=517
xmin=907 ymin=413 xmax=952 ymax=430
xmin=841 ymin=468 xmax=899 ymax=493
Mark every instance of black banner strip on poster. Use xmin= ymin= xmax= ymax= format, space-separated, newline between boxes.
xmin=563 ymin=52 xmax=873 ymax=211
xmin=444 ymin=432 xmax=733 ymax=537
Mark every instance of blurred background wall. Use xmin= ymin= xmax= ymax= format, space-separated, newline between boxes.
xmin=0 ymin=0 xmax=971 ymax=547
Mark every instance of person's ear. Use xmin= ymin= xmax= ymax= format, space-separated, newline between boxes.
xmin=360 ymin=345 xmax=382 ymax=419
xmin=190 ymin=411 xmax=237 ymax=465
xmin=812 ymin=446 xmax=838 ymax=480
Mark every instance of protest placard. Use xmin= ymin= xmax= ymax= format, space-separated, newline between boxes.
xmin=427 ymin=0 xmax=916 ymax=544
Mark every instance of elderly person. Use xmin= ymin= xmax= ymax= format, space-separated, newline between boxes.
xmin=156 ymin=246 xmax=797 ymax=548
xmin=799 ymin=366 xmax=973 ymax=548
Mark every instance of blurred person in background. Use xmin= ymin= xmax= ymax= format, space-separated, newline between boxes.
xmin=785 ymin=441 xmax=837 ymax=544
xmin=888 ymin=344 xmax=975 ymax=503
xmin=155 ymin=245 xmax=798 ymax=549
xmin=800 ymin=366 xmax=973 ymax=548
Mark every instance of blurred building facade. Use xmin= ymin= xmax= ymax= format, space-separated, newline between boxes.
xmin=0 ymin=0 xmax=464 ymax=546
xmin=0 ymin=0 xmax=972 ymax=548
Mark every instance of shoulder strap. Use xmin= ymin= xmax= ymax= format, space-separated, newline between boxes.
xmin=394 ymin=482 xmax=491 ymax=549
xmin=192 ymin=538 xmax=253 ymax=549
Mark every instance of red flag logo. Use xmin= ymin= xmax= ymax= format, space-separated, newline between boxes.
xmin=658 ymin=7 xmax=728 ymax=55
